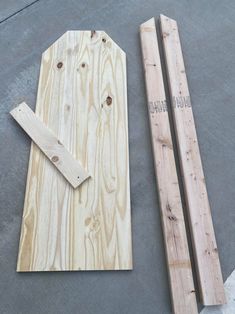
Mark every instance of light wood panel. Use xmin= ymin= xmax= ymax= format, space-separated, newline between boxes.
xmin=10 ymin=102 xmax=90 ymax=188
xmin=160 ymin=14 xmax=226 ymax=305
xmin=140 ymin=18 xmax=198 ymax=314
xmin=17 ymin=30 xmax=132 ymax=271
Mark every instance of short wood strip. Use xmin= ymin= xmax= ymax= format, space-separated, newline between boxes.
xmin=10 ymin=102 xmax=90 ymax=188
xmin=140 ymin=18 xmax=198 ymax=314
xmin=160 ymin=14 xmax=226 ymax=305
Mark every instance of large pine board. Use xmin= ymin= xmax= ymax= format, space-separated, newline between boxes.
xmin=17 ymin=30 xmax=132 ymax=271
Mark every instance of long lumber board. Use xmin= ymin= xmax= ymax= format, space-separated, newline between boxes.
xmin=140 ymin=18 xmax=198 ymax=314
xmin=17 ymin=30 xmax=132 ymax=271
xmin=160 ymin=14 xmax=226 ymax=305
xmin=10 ymin=102 xmax=89 ymax=189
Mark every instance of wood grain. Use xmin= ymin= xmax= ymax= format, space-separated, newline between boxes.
xmin=17 ymin=30 xmax=132 ymax=271
xmin=160 ymin=14 xmax=226 ymax=305
xmin=140 ymin=18 xmax=198 ymax=314
xmin=10 ymin=102 xmax=90 ymax=188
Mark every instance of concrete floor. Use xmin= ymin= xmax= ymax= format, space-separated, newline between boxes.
xmin=0 ymin=1 xmax=235 ymax=313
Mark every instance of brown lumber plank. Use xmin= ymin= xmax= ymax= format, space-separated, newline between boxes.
xmin=140 ymin=17 xmax=198 ymax=314
xmin=160 ymin=14 xmax=226 ymax=305
xmin=10 ymin=102 xmax=90 ymax=188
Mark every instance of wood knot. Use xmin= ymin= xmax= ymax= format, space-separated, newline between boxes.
xmin=166 ymin=204 xmax=172 ymax=212
xmin=57 ymin=62 xmax=63 ymax=69
xmin=85 ymin=216 xmax=100 ymax=233
xmin=85 ymin=217 xmax=92 ymax=226
xmin=91 ymin=30 xmax=96 ymax=38
xmin=168 ymin=215 xmax=177 ymax=221
xmin=162 ymin=32 xmax=169 ymax=38
xmin=81 ymin=63 xmax=86 ymax=68
xmin=102 ymin=38 xmax=106 ymax=43
xmin=106 ymin=96 xmax=112 ymax=106
xmin=51 ymin=156 xmax=59 ymax=162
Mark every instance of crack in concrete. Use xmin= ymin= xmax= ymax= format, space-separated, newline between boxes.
xmin=0 ymin=0 xmax=41 ymax=25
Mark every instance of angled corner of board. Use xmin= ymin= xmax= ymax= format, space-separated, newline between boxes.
xmin=42 ymin=31 xmax=70 ymax=54
xmin=140 ymin=17 xmax=156 ymax=31
xmin=101 ymin=31 xmax=126 ymax=56
xmin=10 ymin=102 xmax=27 ymax=117
xmin=159 ymin=14 xmax=177 ymax=24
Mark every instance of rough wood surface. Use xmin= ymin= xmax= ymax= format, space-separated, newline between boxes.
xmin=160 ymin=14 xmax=226 ymax=305
xmin=140 ymin=18 xmax=198 ymax=314
xmin=10 ymin=102 xmax=90 ymax=188
xmin=17 ymin=30 xmax=132 ymax=271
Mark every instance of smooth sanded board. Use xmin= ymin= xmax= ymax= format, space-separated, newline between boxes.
xmin=10 ymin=102 xmax=90 ymax=189
xmin=140 ymin=18 xmax=198 ymax=314
xmin=160 ymin=14 xmax=226 ymax=305
xmin=17 ymin=30 xmax=132 ymax=271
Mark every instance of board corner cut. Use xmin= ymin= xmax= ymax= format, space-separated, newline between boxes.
xmin=159 ymin=14 xmax=177 ymax=24
xmin=140 ymin=17 xmax=155 ymax=30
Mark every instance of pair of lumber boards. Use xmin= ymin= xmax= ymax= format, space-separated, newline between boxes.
xmin=159 ymin=15 xmax=226 ymax=305
xmin=16 ymin=30 xmax=132 ymax=271
xmin=10 ymin=102 xmax=90 ymax=189
xmin=140 ymin=18 xmax=198 ymax=314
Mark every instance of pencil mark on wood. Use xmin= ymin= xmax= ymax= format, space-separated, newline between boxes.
xmin=169 ymin=260 xmax=191 ymax=268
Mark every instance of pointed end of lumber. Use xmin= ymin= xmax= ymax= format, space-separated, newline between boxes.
xmin=140 ymin=17 xmax=155 ymax=31
xmin=159 ymin=14 xmax=177 ymax=24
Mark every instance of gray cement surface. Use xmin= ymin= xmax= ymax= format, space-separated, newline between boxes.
xmin=0 ymin=1 xmax=235 ymax=313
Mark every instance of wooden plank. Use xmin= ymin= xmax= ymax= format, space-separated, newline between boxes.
xmin=140 ymin=18 xmax=198 ymax=314
xmin=160 ymin=14 xmax=226 ymax=305
xmin=10 ymin=102 xmax=89 ymax=189
xmin=17 ymin=30 xmax=132 ymax=271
